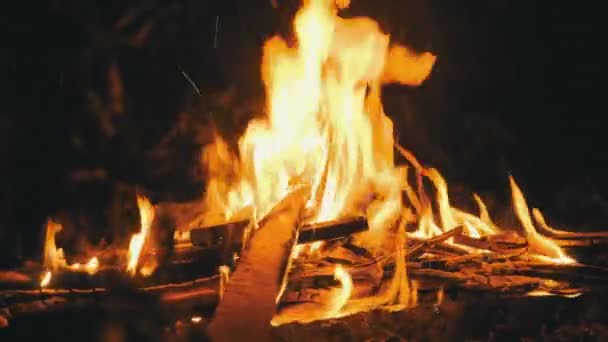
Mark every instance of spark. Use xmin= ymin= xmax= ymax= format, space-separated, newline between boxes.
xmin=177 ymin=65 xmax=201 ymax=96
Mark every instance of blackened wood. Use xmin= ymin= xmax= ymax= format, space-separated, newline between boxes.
xmin=299 ymin=216 xmax=367 ymax=242
xmin=207 ymin=188 xmax=308 ymax=342
xmin=189 ymin=220 xmax=249 ymax=248
xmin=188 ymin=216 xmax=368 ymax=249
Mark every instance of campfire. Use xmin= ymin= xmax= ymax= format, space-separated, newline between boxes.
xmin=2 ymin=0 xmax=608 ymax=340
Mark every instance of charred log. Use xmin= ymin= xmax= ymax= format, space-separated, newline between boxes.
xmin=187 ymin=215 xmax=369 ymax=249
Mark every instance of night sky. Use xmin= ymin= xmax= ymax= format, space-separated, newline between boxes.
xmin=1 ymin=0 xmax=605 ymax=265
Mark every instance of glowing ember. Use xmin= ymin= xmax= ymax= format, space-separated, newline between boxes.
xmin=68 ymin=256 xmax=100 ymax=275
xmin=526 ymin=290 xmax=583 ymax=298
xmin=127 ymin=194 xmax=156 ymax=276
xmin=40 ymin=271 xmax=52 ymax=288
xmin=191 ymin=316 xmax=203 ymax=324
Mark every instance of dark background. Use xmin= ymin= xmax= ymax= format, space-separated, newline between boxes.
xmin=1 ymin=0 xmax=606 ymax=266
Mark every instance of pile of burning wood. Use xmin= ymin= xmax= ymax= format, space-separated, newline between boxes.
xmin=3 ymin=165 xmax=608 ymax=335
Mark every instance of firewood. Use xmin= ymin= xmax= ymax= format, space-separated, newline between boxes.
xmin=187 ymin=215 xmax=369 ymax=249
xmin=299 ymin=216 xmax=368 ymax=243
xmin=0 ymin=275 xmax=220 ymax=327
xmin=207 ymin=187 xmax=309 ymax=342
xmin=477 ymin=261 xmax=608 ymax=284
xmin=452 ymin=232 xmax=527 ymax=253
xmin=406 ymin=226 xmax=466 ymax=258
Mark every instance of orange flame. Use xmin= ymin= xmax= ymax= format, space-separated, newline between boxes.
xmin=127 ymin=194 xmax=155 ymax=276
xmin=327 ymin=265 xmax=353 ymax=315
xmin=68 ymin=256 xmax=99 ymax=275
xmin=43 ymin=219 xmax=67 ymax=271
xmin=200 ymin=0 xmax=435 ymax=242
xmin=40 ymin=271 xmax=52 ymax=288
xmin=200 ymin=0 xmax=577 ymax=323
xmin=509 ymin=177 xmax=574 ymax=264
xmin=42 ymin=219 xmax=100 ymax=278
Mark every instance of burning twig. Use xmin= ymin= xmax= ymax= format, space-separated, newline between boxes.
xmin=406 ymin=226 xmax=464 ymax=258
xmin=186 ymin=216 xmax=369 ymax=249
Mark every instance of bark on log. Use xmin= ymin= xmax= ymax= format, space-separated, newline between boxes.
xmin=187 ymin=216 xmax=368 ymax=248
xmin=298 ymin=216 xmax=367 ymax=243
xmin=207 ymin=188 xmax=309 ymax=342
xmin=406 ymin=226 xmax=465 ymax=258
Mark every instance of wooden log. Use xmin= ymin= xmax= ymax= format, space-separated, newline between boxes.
xmin=0 ymin=275 xmax=220 ymax=328
xmin=187 ymin=216 xmax=368 ymax=248
xmin=298 ymin=216 xmax=367 ymax=243
xmin=483 ymin=262 xmax=608 ymax=284
xmin=207 ymin=187 xmax=309 ymax=342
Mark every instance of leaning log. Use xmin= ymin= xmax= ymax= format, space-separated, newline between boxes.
xmin=207 ymin=187 xmax=309 ymax=342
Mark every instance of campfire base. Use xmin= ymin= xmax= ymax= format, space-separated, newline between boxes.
xmin=2 ymin=286 xmax=608 ymax=341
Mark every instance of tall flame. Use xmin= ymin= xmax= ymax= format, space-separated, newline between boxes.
xmin=127 ymin=194 xmax=155 ymax=276
xmin=200 ymin=0 xmax=436 ymax=244
xmin=509 ymin=177 xmax=574 ymax=264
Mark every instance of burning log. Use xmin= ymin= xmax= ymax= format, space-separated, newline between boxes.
xmin=207 ymin=188 xmax=309 ymax=342
xmin=299 ymin=216 xmax=368 ymax=243
xmin=186 ymin=215 xmax=368 ymax=248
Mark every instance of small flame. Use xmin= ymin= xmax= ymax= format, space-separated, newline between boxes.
xmin=436 ymin=286 xmax=445 ymax=305
xmin=191 ymin=316 xmax=203 ymax=324
xmin=40 ymin=271 xmax=52 ymax=288
xmin=219 ymin=265 xmax=231 ymax=300
xmin=127 ymin=195 xmax=155 ymax=276
xmin=68 ymin=256 xmax=99 ymax=275
xmin=526 ymin=290 xmax=582 ymax=298
xmin=509 ymin=177 xmax=574 ymax=264
xmin=328 ymin=265 xmax=353 ymax=316
xmin=43 ymin=219 xmax=67 ymax=271
xmin=42 ymin=220 xmax=101 ymax=275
